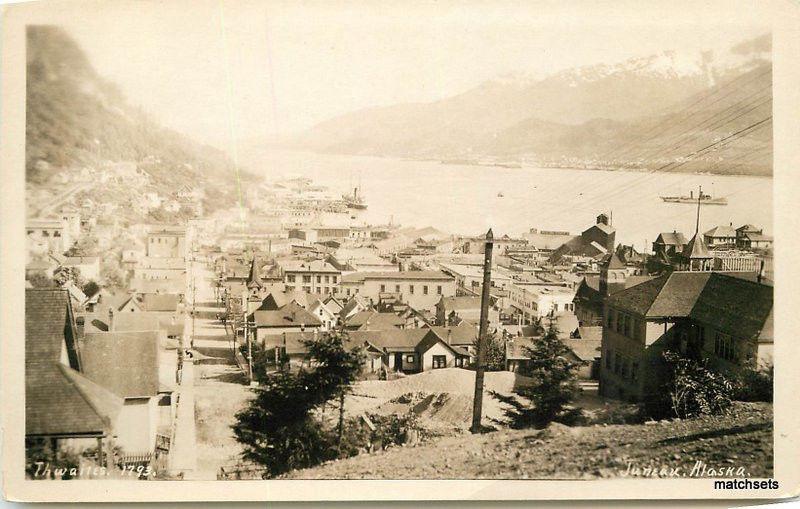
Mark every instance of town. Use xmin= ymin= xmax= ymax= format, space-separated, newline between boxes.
xmin=24 ymin=172 xmax=774 ymax=480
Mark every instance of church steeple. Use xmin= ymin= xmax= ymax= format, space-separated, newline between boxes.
xmin=246 ymin=256 xmax=262 ymax=290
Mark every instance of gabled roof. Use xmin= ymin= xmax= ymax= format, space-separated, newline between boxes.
xmin=26 ymin=363 xmax=123 ymax=437
xmin=251 ymin=301 xmax=322 ymax=328
xmin=348 ymin=310 xmax=405 ymax=330
xmin=258 ymin=290 xmax=313 ymax=311
xmin=340 ymin=295 xmax=371 ymax=317
xmin=655 ymin=232 xmax=687 ymax=246
xmin=25 ymin=289 xmax=123 ymax=437
xmin=141 ymin=293 xmax=181 ymax=312
xmin=26 ymin=289 xmax=80 ymax=369
xmin=416 ymin=330 xmax=471 ymax=358
xmin=360 ymin=328 xmax=431 ymax=352
xmin=562 ymin=339 xmax=602 ymax=362
xmin=427 ymin=325 xmax=477 ymax=346
xmin=81 ymin=331 xmax=162 ymax=398
xmin=704 ymin=225 xmax=736 ymax=238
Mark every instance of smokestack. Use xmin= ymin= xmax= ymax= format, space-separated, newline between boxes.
xmin=107 ymin=308 xmax=114 ymax=332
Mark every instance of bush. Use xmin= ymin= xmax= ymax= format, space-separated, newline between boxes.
xmin=733 ymin=364 xmax=773 ymax=402
xmin=645 ymin=351 xmax=736 ymax=419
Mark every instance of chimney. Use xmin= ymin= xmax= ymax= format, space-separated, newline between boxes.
xmin=446 ymin=329 xmax=452 ymax=345
xmin=107 ymin=308 xmax=114 ymax=332
xmin=75 ymin=316 xmax=85 ymax=338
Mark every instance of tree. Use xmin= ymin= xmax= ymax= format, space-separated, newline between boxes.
xmin=232 ymin=330 xmax=364 ymax=477
xmin=301 ymin=330 xmax=364 ymax=451
xmin=483 ymin=332 xmax=507 ymax=371
xmin=231 ymin=371 xmax=335 ymax=476
xmin=27 ymin=272 xmax=58 ymax=288
xmin=82 ymin=280 xmax=100 ymax=297
xmin=501 ymin=320 xmax=580 ymax=428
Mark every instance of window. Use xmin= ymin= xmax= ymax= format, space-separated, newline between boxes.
xmin=432 ymin=355 xmax=447 ymax=369
xmin=287 ymin=275 xmax=296 ymax=283
xmin=714 ymin=332 xmax=736 ymax=362
xmin=380 ymin=284 xmax=386 ymax=292
xmin=409 ymin=285 xmax=414 ymax=294
xmin=324 ymin=275 xmax=330 ymax=283
xmin=405 ymin=354 xmax=415 ymax=364
xmin=423 ymin=285 xmax=428 ymax=295
xmin=331 ymin=276 xmax=338 ymax=283
xmin=303 ymin=286 xmax=311 ymax=293
xmin=554 ymin=303 xmax=559 ymax=312
xmin=316 ymin=276 xmax=321 ymax=284
xmin=395 ymin=284 xmax=401 ymax=293
xmin=437 ymin=285 xmax=442 ymax=295
xmin=53 ymin=231 xmax=61 ymax=237
xmin=303 ymin=275 xmax=311 ymax=283
xmin=346 ymin=289 xmax=351 ymax=296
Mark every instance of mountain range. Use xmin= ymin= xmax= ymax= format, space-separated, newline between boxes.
xmin=289 ymin=34 xmax=772 ymax=176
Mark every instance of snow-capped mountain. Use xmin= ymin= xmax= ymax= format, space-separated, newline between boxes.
xmin=289 ymin=34 xmax=771 ymax=176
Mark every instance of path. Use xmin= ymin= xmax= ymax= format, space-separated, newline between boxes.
xmin=189 ymin=256 xmax=253 ymax=479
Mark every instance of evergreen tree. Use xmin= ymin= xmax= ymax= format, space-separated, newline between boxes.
xmin=231 ymin=330 xmax=364 ymax=477
xmin=502 ymin=320 xmax=580 ymax=428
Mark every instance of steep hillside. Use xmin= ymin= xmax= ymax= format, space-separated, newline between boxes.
xmin=291 ymin=35 xmax=772 ymax=176
xmin=25 ymin=26 xmax=254 ymax=211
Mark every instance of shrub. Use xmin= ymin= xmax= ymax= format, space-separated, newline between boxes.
xmin=733 ymin=364 xmax=773 ymax=402
xmin=646 ymin=351 xmax=736 ymax=419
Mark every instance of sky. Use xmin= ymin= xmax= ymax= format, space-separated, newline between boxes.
xmin=22 ymin=0 xmax=769 ymax=152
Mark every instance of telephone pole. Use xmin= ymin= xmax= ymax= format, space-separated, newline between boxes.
xmin=471 ymin=229 xmax=494 ymax=433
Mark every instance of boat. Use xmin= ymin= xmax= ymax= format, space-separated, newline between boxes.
xmin=342 ymin=186 xmax=368 ymax=210
xmin=659 ymin=189 xmax=727 ymax=205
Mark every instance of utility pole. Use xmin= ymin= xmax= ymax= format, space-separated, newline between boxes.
xmin=471 ymin=229 xmax=494 ymax=433
xmin=246 ymin=313 xmax=254 ymax=382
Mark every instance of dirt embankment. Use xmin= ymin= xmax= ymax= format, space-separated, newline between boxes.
xmin=285 ymin=402 xmax=773 ymax=480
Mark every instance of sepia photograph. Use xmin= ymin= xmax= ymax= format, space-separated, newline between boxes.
xmin=1 ymin=0 xmax=799 ymax=503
